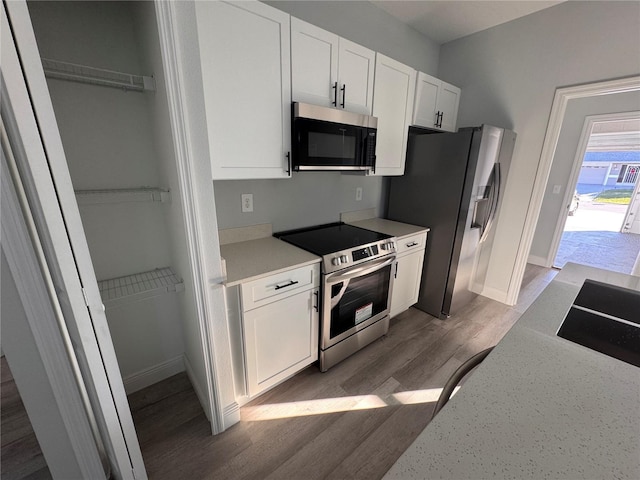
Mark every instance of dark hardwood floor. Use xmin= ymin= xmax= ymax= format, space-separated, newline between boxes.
xmin=1 ymin=264 xmax=557 ymax=480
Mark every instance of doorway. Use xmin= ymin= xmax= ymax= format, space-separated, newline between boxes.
xmin=553 ymin=115 xmax=640 ymax=273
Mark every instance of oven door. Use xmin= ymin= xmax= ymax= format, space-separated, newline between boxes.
xmin=322 ymin=255 xmax=396 ymax=350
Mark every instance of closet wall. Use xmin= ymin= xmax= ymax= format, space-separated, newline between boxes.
xmin=27 ymin=1 xmax=187 ymax=392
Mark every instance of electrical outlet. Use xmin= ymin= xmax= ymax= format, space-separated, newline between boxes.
xmin=356 ymin=187 xmax=363 ymax=201
xmin=241 ymin=193 xmax=253 ymax=213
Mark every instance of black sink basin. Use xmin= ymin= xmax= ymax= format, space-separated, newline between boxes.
xmin=557 ymin=279 xmax=640 ymax=367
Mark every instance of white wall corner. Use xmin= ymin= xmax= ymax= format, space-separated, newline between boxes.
xmin=184 ymin=353 xmax=211 ymax=422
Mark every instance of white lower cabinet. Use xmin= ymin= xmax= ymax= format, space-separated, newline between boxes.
xmin=229 ymin=263 xmax=320 ymax=401
xmin=390 ymin=232 xmax=427 ymax=318
xmin=244 ymin=288 xmax=319 ymax=397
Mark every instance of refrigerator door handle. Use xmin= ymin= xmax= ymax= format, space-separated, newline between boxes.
xmin=480 ymin=163 xmax=501 ymax=243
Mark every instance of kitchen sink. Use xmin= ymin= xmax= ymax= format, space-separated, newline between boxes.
xmin=557 ymin=279 xmax=640 ymax=367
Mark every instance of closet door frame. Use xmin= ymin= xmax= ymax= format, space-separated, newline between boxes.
xmin=3 ymin=1 xmax=146 ymax=478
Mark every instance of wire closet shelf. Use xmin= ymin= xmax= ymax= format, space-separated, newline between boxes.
xmin=41 ymin=58 xmax=155 ymax=92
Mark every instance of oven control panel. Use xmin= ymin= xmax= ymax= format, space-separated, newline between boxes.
xmin=352 ymin=245 xmax=378 ymax=262
xmin=325 ymin=239 xmax=397 ymax=273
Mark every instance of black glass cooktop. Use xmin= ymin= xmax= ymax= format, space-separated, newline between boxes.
xmin=275 ymin=222 xmax=392 ymax=256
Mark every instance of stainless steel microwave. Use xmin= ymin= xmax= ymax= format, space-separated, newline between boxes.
xmin=291 ymin=102 xmax=378 ymax=172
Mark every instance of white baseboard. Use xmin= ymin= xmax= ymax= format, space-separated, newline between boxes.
xmin=480 ymin=285 xmax=512 ymax=306
xmin=123 ymin=355 xmax=185 ymax=394
xmin=223 ymin=403 xmax=241 ymax=429
xmin=528 ymin=254 xmax=550 ymax=267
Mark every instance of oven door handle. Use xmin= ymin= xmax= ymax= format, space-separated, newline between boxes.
xmin=326 ymin=255 xmax=396 ymax=285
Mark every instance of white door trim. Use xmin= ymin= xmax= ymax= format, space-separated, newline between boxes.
xmin=2 ymin=105 xmax=106 ymax=480
xmin=622 ymin=163 xmax=640 ymax=234
xmin=546 ymin=111 xmax=640 ymax=267
xmin=3 ymin=1 xmax=146 ymax=477
xmin=154 ymin=0 xmax=227 ymax=433
xmin=508 ymin=75 xmax=640 ymax=304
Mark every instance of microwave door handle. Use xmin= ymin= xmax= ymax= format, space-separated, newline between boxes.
xmin=326 ymin=256 xmax=396 ymax=285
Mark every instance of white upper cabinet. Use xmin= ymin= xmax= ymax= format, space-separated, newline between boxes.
xmin=412 ymin=72 xmax=461 ymax=132
xmin=291 ymin=18 xmax=338 ymax=109
xmin=196 ymin=1 xmax=292 ymax=180
xmin=337 ymin=38 xmax=375 ymax=114
xmin=291 ymin=18 xmax=375 ymax=115
xmin=371 ymin=53 xmax=416 ymax=176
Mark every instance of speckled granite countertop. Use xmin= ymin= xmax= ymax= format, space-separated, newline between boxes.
xmin=347 ymin=217 xmax=429 ymax=239
xmin=220 ymin=237 xmax=320 ymax=287
xmin=384 ymin=263 xmax=640 ymax=480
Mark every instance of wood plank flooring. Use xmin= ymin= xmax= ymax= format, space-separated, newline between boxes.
xmin=1 ymin=264 xmax=557 ymax=480
xmin=0 ymin=357 xmax=51 ymax=480
xmin=132 ymin=264 xmax=557 ymax=480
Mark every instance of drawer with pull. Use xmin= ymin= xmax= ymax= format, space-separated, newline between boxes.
xmin=395 ymin=232 xmax=428 ymax=255
xmin=240 ymin=263 xmax=320 ymax=311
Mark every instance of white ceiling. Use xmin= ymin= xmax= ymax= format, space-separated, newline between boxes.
xmin=371 ymin=1 xmax=564 ymax=45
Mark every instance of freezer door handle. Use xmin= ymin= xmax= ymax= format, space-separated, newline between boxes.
xmin=480 ymin=163 xmax=501 ymax=243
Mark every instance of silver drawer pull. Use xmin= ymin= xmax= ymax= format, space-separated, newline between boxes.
xmin=274 ymin=280 xmax=299 ymax=290
xmin=406 ymin=241 xmax=419 ymax=248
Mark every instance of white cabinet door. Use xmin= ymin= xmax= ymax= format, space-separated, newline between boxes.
xmin=291 ymin=17 xmax=338 ymax=108
xmin=437 ymin=81 xmax=461 ymax=132
xmin=390 ymin=249 xmax=425 ymax=318
xmin=412 ymin=72 xmax=440 ymax=129
xmin=371 ymin=53 xmax=416 ymax=176
xmin=196 ymin=1 xmax=291 ymax=180
xmin=291 ymin=18 xmax=374 ymax=114
xmin=412 ymin=72 xmax=460 ymax=133
xmin=243 ymin=288 xmax=319 ymax=397
xmin=337 ymin=38 xmax=375 ymax=115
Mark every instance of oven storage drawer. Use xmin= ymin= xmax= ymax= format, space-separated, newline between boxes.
xmin=395 ymin=232 xmax=427 ymax=255
xmin=241 ymin=263 xmax=320 ymax=311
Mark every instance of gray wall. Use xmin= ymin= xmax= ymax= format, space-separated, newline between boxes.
xmin=530 ymin=91 xmax=640 ymax=261
xmin=438 ymin=1 xmax=640 ymax=300
xmin=28 ymin=1 xmax=171 ymax=280
xmin=28 ymin=1 xmax=186 ymax=381
xmin=214 ymin=0 xmax=440 ymax=231
xmin=214 ymin=173 xmax=386 ymax=231
xmin=266 ymin=0 xmax=440 ymax=75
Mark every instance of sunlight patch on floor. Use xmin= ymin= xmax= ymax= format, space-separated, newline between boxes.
xmin=241 ymin=386 xmax=460 ymax=421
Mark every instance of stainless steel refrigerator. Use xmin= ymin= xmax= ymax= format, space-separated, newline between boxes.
xmin=386 ymin=125 xmax=516 ymax=319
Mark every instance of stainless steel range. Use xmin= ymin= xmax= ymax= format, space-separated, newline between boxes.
xmin=275 ymin=223 xmax=397 ymax=371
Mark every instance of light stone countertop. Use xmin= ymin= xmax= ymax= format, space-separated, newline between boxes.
xmin=346 ymin=217 xmax=429 ymax=239
xmin=220 ymin=236 xmax=320 ymax=287
xmin=384 ymin=263 xmax=640 ymax=480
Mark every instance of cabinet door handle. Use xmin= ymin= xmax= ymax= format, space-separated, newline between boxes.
xmin=340 ymin=84 xmax=346 ymax=108
xmin=332 ymin=82 xmax=338 ymax=106
xmin=274 ymin=280 xmax=299 ymax=291
xmin=438 ymin=111 xmax=444 ymax=128
xmin=285 ymin=151 xmax=291 ymax=176
xmin=406 ymin=241 xmax=419 ymax=248
xmin=434 ymin=111 xmax=440 ymax=127
xmin=313 ymin=290 xmax=319 ymax=312
xmin=394 ymin=263 xmax=398 ymax=279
